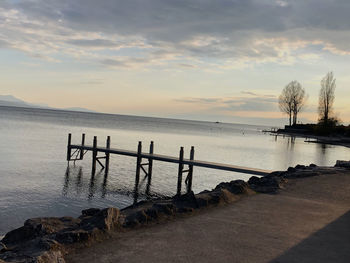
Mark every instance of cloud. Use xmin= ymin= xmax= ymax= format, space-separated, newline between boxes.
xmin=176 ymin=94 xmax=278 ymax=112
xmin=241 ymin=91 xmax=258 ymax=96
xmin=1 ymin=0 xmax=350 ymax=68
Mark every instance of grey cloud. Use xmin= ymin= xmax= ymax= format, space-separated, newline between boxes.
xmin=1 ymin=0 xmax=350 ymax=65
xmin=176 ymin=95 xmax=278 ymax=112
xmin=241 ymin=91 xmax=257 ymax=96
xmin=67 ymin=39 xmax=120 ymax=48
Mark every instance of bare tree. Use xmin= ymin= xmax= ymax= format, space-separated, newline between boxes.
xmin=291 ymin=81 xmax=306 ymax=125
xmin=319 ymin=72 xmax=336 ymax=125
xmin=279 ymin=81 xmax=306 ymax=126
xmin=279 ymin=85 xmax=293 ymax=126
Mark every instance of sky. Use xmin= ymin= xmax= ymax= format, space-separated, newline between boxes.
xmin=1 ymin=0 xmax=350 ymax=126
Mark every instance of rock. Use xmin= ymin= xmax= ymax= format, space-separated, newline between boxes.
xmin=35 ymin=250 xmax=66 ymax=263
xmin=283 ymin=170 xmax=320 ymax=179
xmin=173 ymin=191 xmax=198 ymax=211
xmin=2 ymin=217 xmax=80 ymax=245
xmin=123 ymin=210 xmax=148 ymax=227
xmin=269 ymin=171 xmax=286 ymax=177
xmin=81 ymin=208 xmax=101 ymax=217
xmin=0 ymin=242 xmax=7 ymax=252
xmin=309 ymin=163 xmax=317 ymax=167
xmin=80 ymin=207 xmax=119 ymax=231
xmin=287 ymin=167 xmax=296 ymax=172
xmin=335 ymin=160 xmax=350 ymax=168
xmin=55 ymin=229 xmax=92 ymax=244
xmin=152 ymin=203 xmax=175 ymax=216
xmin=295 ymin=164 xmax=306 ymax=170
xmin=214 ymin=180 xmax=250 ymax=195
xmin=39 ymin=238 xmax=61 ymax=250
xmin=248 ymin=175 xmax=287 ymax=193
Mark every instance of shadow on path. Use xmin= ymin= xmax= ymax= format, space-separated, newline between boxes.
xmin=270 ymin=210 xmax=350 ymax=263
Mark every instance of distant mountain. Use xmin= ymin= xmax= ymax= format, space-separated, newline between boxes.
xmin=63 ymin=107 xmax=97 ymax=113
xmin=0 ymin=95 xmax=38 ymax=108
xmin=0 ymin=95 xmax=96 ymax=113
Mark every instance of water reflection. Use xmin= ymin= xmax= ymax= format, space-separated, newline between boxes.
xmin=62 ymin=166 xmax=157 ymax=204
xmin=315 ymin=143 xmax=330 ymax=165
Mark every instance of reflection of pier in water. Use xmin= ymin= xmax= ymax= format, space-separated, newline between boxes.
xmin=62 ymin=166 xmax=158 ymax=204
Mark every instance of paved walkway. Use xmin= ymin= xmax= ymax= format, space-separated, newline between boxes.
xmin=67 ymin=172 xmax=350 ymax=263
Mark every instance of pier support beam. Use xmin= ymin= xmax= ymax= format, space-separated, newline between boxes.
xmin=134 ymin=141 xmax=142 ymax=204
xmin=105 ymin=136 xmax=110 ymax=175
xmin=79 ymin=133 xmax=85 ymax=160
xmin=186 ymin=146 xmax=195 ymax=193
xmin=92 ymin=136 xmax=97 ymax=175
xmin=177 ymin=147 xmax=184 ymax=195
xmin=147 ymin=141 xmax=154 ymax=185
xmin=67 ymin=133 xmax=72 ymax=162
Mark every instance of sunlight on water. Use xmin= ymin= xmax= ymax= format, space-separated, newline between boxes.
xmin=1 ymin=106 xmax=350 ymax=234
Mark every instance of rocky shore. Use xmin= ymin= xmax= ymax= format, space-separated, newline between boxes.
xmin=1 ymin=161 xmax=349 ymax=263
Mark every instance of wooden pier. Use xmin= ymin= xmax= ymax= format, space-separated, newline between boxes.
xmin=67 ymin=133 xmax=272 ymax=197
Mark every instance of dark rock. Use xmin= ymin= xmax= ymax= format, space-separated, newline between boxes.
xmin=80 ymin=207 xmax=119 ymax=231
xmin=0 ymin=242 xmax=6 ymax=252
xmin=214 ymin=180 xmax=250 ymax=195
xmin=152 ymin=203 xmax=175 ymax=216
xmin=309 ymin=163 xmax=317 ymax=167
xmin=123 ymin=211 xmax=148 ymax=227
xmin=38 ymin=238 xmax=61 ymax=251
xmin=2 ymin=217 xmax=80 ymax=245
xmin=144 ymin=208 xmax=159 ymax=220
xmin=173 ymin=191 xmax=198 ymax=210
xmin=335 ymin=160 xmax=350 ymax=168
xmin=55 ymin=229 xmax=92 ymax=244
xmin=283 ymin=171 xmax=320 ymax=179
xmin=196 ymin=191 xmax=221 ymax=207
xmin=248 ymin=175 xmax=287 ymax=193
xmin=269 ymin=171 xmax=286 ymax=177
xmin=287 ymin=167 xmax=296 ymax=172
xmin=81 ymin=208 xmax=101 ymax=217
xmin=295 ymin=164 xmax=306 ymax=170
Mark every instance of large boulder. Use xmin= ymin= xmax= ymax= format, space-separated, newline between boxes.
xmin=335 ymin=160 xmax=350 ymax=168
xmin=248 ymin=175 xmax=287 ymax=193
xmin=2 ymin=217 xmax=80 ymax=245
xmin=0 ymin=208 xmax=120 ymax=263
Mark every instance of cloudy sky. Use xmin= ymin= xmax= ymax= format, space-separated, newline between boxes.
xmin=1 ymin=0 xmax=350 ymax=125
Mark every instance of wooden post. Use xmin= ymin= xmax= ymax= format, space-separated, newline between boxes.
xmin=105 ymin=136 xmax=110 ymax=175
xmin=134 ymin=141 xmax=142 ymax=202
xmin=67 ymin=133 xmax=72 ymax=161
xmin=79 ymin=133 xmax=85 ymax=160
xmin=187 ymin=146 xmax=195 ymax=193
xmin=92 ymin=136 xmax=97 ymax=175
xmin=177 ymin=147 xmax=184 ymax=196
xmin=147 ymin=141 xmax=154 ymax=185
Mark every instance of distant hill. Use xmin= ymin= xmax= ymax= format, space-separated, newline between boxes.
xmin=0 ymin=95 xmax=39 ymax=108
xmin=0 ymin=95 xmax=96 ymax=113
xmin=63 ymin=107 xmax=97 ymax=113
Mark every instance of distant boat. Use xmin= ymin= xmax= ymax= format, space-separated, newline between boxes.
xmin=215 ymin=121 xmax=220 ymax=124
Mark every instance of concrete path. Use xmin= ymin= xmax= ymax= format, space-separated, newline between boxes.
xmin=67 ymin=172 xmax=350 ymax=263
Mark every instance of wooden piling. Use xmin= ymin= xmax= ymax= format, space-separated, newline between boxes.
xmin=186 ymin=146 xmax=195 ymax=193
xmin=92 ymin=136 xmax=97 ymax=175
xmin=135 ymin=141 xmax=142 ymax=193
xmin=79 ymin=133 xmax=85 ymax=160
xmin=177 ymin=147 xmax=184 ymax=195
xmin=67 ymin=133 xmax=72 ymax=161
xmin=105 ymin=136 xmax=110 ymax=175
xmin=147 ymin=141 xmax=154 ymax=185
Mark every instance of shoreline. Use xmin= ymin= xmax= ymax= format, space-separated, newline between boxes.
xmin=1 ymin=162 xmax=350 ymax=262
xmin=268 ymin=129 xmax=350 ymax=148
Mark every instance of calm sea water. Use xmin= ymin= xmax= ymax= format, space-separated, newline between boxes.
xmin=1 ymin=106 xmax=350 ymax=234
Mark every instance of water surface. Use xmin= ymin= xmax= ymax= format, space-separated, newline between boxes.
xmin=1 ymin=106 xmax=349 ymax=234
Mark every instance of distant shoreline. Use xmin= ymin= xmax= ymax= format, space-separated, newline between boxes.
xmin=269 ymin=129 xmax=350 ymax=148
